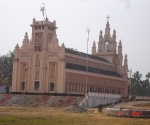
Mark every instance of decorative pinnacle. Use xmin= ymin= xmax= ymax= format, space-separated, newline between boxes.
xmin=15 ymin=43 xmax=19 ymax=49
xmin=113 ymin=29 xmax=116 ymax=34
xmin=93 ymin=41 xmax=96 ymax=46
xmin=24 ymin=32 xmax=28 ymax=39
xmin=119 ymin=40 xmax=122 ymax=46
xmin=100 ymin=30 xmax=102 ymax=34
xmin=125 ymin=54 xmax=127 ymax=59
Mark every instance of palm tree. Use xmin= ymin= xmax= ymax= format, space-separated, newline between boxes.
xmin=146 ymin=72 xmax=150 ymax=81
xmin=132 ymin=71 xmax=142 ymax=83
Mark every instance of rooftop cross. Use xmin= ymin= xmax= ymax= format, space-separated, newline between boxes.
xmin=106 ymin=15 xmax=110 ymax=22
xmin=40 ymin=3 xmax=47 ymax=20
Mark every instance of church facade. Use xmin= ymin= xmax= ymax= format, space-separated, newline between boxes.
xmin=12 ymin=18 xmax=128 ymax=97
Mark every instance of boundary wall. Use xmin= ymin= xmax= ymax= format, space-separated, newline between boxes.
xmin=106 ymin=108 xmax=150 ymax=118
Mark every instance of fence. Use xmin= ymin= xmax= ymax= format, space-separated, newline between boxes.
xmin=135 ymin=96 xmax=150 ymax=100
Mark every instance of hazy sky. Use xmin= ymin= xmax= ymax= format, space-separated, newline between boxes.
xmin=0 ymin=0 xmax=150 ymax=78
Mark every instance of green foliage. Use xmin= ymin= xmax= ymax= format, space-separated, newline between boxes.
xmin=130 ymin=71 xmax=150 ymax=96
xmin=146 ymin=72 xmax=150 ymax=81
xmin=0 ymin=50 xmax=14 ymax=84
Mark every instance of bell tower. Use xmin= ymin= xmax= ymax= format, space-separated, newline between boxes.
xmin=91 ymin=16 xmax=128 ymax=78
xmin=93 ymin=16 xmax=117 ymax=63
xmin=30 ymin=18 xmax=59 ymax=52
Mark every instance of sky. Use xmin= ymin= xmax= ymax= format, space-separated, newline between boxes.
xmin=0 ymin=0 xmax=150 ymax=79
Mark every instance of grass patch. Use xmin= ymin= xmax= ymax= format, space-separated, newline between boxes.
xmin=0 ymin=106 xmax=149 ymax=125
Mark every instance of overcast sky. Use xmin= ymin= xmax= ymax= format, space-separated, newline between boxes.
xmin=0 ymin=0 xmax=150 ymax=78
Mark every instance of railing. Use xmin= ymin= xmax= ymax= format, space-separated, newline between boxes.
xmin=88 ymin=92 xmax=121 ymax=98
xmin=135 ymin=96 xmax=150 ymax=100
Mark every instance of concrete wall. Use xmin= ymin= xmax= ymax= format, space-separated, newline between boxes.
xmin=79 ymin=92 xmax=121 ymax=108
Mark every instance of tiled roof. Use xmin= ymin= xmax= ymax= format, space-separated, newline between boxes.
xmin=66 ymin=63 xmax=122 ymax=78
xmin=65 ymin=48 xmax=109 ymax=63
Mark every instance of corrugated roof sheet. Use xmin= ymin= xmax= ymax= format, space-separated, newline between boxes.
xmin=66 ymin=63 xmax=122 ymax=78
xmin=65 ymin=48 xmax=109 ymax=63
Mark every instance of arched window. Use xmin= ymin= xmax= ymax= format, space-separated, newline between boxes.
xmin=105 ymin=42 xmax=109 ymax=50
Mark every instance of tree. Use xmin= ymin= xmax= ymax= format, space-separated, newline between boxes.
xmin=146 ymin=72 xmax=150 ymax=81
xmin=0 ymin=50 xmax=14 ymax=85
xmin=0 ymin=74 xmax=8 ymax=84
xmin=130 ymin=71 xmax=150 ymax=96
xmin=132 ymin=71 xmax=142 ymax=83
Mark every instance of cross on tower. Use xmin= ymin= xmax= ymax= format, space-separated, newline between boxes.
xmin=106 ymin=15 xmax=110 ymax=22
xmin=40 ymin=3 xmax=47 ymax=20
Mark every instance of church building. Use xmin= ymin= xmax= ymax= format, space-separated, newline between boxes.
xmin=12 ymin=17 xmax=128 ymax=97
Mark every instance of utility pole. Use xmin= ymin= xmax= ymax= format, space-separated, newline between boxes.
xmin=86 ymin=26 xmax=90 ymax=95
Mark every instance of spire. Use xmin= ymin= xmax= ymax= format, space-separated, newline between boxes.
xmin=92 ymin=41 xmax=96 ymax=54
xmin=93 ymin=41 xmax=96 ymax=47
xmin=119 ymin=40 xmax=122 ymax=46
xmin=15 ymin=44 xmax=19 ymax=49
xmin=15 ymin=44 xmax=19 ymax=59
xmin=22 ymin=32 xmax=29 ymax=50
xmin=53 ymin=20 xmax=56 ymax=26
xmin=61 ymin=43 xmax=65 ymax=48
xmin=123 ymin=54 xmax=128 ymax=78
xmin=118 ymin=40 xmax=122 ymax=55
xmin=113 ymin=29 xmax=116 ymax=36
xmin=124 ymin=54 xmax=128 ymax=67
xmin=125 ymin=54 xmax=127 ymax=60
xmin=105 ymin=16 xmax=110 ymax=37
xmin=24 ymin=32 xmax=28 ymax=40
xmin=100 ymin=30 xmax=103 ymax=37
xmin=33 ymin=18 xmax=36 ymax=24
xmin=45 ymin=17 xmax=49 ymax=24
xmin=113 ymin=29 xmax=116 ymax=39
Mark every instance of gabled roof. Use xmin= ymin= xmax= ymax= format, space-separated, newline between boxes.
xmin=66 ymin=63 xmax=122 ymax=78
xmin=65 ymin=48 xmax=109 ymax=63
